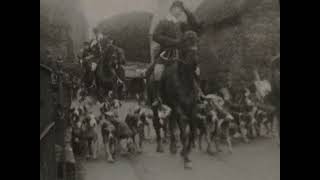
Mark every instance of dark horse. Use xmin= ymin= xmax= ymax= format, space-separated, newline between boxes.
xmin=82 ymin=59 xmax=97 ymax=95
xmin=147 ymin=31 xmax=200 ymax=169
xmin=95 ymin=45 xmax=126 ymax=101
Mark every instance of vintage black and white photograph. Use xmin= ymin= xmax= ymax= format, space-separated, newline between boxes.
xmin=40 ymin=0 xmax=280 ymax=180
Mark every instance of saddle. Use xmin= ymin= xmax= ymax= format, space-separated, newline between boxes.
xmin=159 ymin=49 xmax=180 ymax=64
xmin=152 ymin=49 xmax=180 ymax=81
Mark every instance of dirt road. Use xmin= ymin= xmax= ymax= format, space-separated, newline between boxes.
xmin=79 ymin=100 xmax=280 ymax=180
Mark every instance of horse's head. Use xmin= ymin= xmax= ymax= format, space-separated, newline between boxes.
xmin=177 ymin=31 xmax=199 ymax=90
xmin=180 ymin=30 xmax=198 ymax=64
xmin=179 ymin=31 xmax=199 ymax=71
xmin=102 ymin=45 xmax=120 ymax=67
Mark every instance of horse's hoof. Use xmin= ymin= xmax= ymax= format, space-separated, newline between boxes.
xmin=192 ymin=144 xmax=196 ymax=149
xmin=137 ymin=149 xmax=143 ymax=154
xmin=107 ymin=158 xmax=115 ymax=163
xmin=207 ymin=149 xmax=215 ymax=156
xmin=184 ymin=161 xmax=193 ymax=169
xmin=180 ymin=149 xmax=187 ymax=157
xmin=156 ymin=145 xmax=164 ymax=153
xmin=170 ymin=145 xmax=177 ymax=154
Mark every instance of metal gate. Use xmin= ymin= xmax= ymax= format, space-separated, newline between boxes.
xmin=40 ymin=64 xmax=57 ymax=180
xmin=41 ymin=63 xmax=75 ymax=180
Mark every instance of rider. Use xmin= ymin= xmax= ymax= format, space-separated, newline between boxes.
xmin=110 ymin=40 xmax=126 ymax=84
xmin=145 ymin=1 xmax=203 ymax=106
xmin=81 ymin=41 xmax=96 ymax=89
xmin=100 ymin=36 xmax=126 ymax=87
xmin=90 ymin=28 xmax=104 ymax=59
xmin=81 ymin=42 xmax=93 ymax=71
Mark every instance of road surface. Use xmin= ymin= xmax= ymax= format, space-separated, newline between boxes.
xmin=78 ymin=100 xmax=280 ymax=180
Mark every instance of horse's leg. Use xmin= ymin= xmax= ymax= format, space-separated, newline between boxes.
xmin=250 ymin=118 xmax=257 ymax=138
xmin=255 ymin=117 xmax=261 ymax=137
xmin=213 ymin=121 xmax=222 ymax=153
xmin=113 ymin=80 xmax=120 ymax=100
xmin=188 ymin=119 xmax=196 ymax=154
xmin=240 ymin=118 xmax=249 ymax=143
xmin=175 ymin=107 xmax=192 ymax=169
xmin=95 ymin=79 xmax=101 ymax=101
xmin=198 ymin=129 xmax=203 ymax=151
xmin=169 ymin=111 xmax=178 ymax=154
xmin=113 ymin=138 xmax=118 ymax=160
xmin=87 ymin=138 xmax=92 ymax=159
xmin=184 ymin=120 xmax=195 ymax=169
xmin=152 ymin=109 xmax=164 ymax=153
xmin=205 ymin=127 xmax=215 ymax=155
xmin=138 ymin=130 xmax=144 ymax=153
xmin=105 ymin=139 xmax=114 ymax=163
xmin=192 ymin=129 xmax=197 ymax=149
xmin=225 ymin=122 xmax=233 ymax=153
xmin=91 ymin=137 xmax=98 ymax=160
xmin=177 ymin=118 xmax=186 ymax=157
xmin=134 ymin=132 xmax=142 ymax=154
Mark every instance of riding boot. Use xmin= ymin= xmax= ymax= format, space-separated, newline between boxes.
xmin=193 ymin=78 xmax=204 ymax=101
xmin=145 ymin=62 xmax=156 ymax=78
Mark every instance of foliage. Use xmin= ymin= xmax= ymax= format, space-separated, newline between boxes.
xmin=196 ymin=0 xmax=280 ymax=91
xmin=40 ymin=0 xmax=88 ymax=62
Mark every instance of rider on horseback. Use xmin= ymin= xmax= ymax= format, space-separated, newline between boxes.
xmin=90 ymin=28 xmax=104 ymax=59
xmin=97 ymin=36 xmax=126 ymax=99
xmin=145 ymin=1 xmax=204 ymax=107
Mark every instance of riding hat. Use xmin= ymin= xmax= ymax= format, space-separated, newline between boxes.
xmin=170 ymin=1 xmax=184 ymax=10
xmin=104 ymin=111 xmax=114 ymax=117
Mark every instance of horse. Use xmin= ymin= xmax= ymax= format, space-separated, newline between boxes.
xmin=95 ymin=45 xmax=125 ymax=101
xmin=147 ymin=31 xmax=200 ymax=169
xmin=82 ymin=60 xmax=97 ymax=95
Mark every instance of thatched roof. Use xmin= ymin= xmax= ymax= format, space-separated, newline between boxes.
xmin=97 ymin=12 xmax=153 ymax=63
xmin=195 ymin=0 xmax=263 ymax=27
xmin=196 ymin=0 xmax=279 ymax=91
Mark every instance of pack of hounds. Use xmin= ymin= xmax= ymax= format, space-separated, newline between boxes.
xmin=69 ymin=86 xmax=277 ymax=164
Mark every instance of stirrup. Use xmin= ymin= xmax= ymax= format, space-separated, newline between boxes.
xmin=152 ymin=100 xmax=159 ymax=107
xmin=152 ymin=98 xmax=162 ymax=107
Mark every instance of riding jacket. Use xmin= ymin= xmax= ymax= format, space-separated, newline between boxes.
xmin=152 ymin=9 xmax=202 ymax=61
xmin=146 ymin=9 xmax=202 ymax=77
